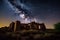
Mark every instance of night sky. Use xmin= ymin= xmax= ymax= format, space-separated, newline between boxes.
xmin=0 ymin=0 xmax=60 ymax=29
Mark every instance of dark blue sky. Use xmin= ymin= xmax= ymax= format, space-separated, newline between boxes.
xmin=0 ymin=0 xmax=60 ymax=29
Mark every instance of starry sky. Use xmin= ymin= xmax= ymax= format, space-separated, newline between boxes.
xmin=0 ymin=0 xmax=60 ymax=29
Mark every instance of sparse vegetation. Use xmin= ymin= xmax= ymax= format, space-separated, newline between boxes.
xmin=54 ymin=22 xmax=60 ymax=32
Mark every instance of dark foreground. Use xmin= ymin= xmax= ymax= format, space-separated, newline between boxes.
xmin=0 ymin=30 xmax=60 ymax=40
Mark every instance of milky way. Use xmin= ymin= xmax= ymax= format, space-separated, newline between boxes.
xmin=8 ymin=0 xmax=40 ymax=23
xmin=0 ymin=0 xmax=60 ymax=29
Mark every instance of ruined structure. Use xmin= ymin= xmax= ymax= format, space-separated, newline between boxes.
xmin=9 ymin=21 xmax=46 ymax=32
